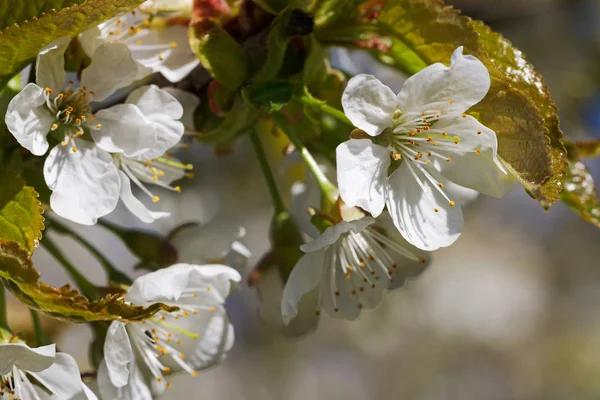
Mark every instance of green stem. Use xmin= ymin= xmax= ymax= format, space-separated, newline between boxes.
xmin=42 ymin=236 xmax=98 ymax=300
xmin=249 ymin=129 xmax=286 ymax=214
xmin=0 ymin=285 xmax=10 ymax=333
xmin=273 ymin=114 xmax=339 ymax=210
xmin=29 ymin=310 xmax=50 ymax=346
xmin=297 ymin=88 xmax=352 ymax=126
xmin=46 ymin=216 xmax=132 ymax=285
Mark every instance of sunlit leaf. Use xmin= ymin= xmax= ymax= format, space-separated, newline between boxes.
xmin=0 ymin=0 xmax=144 ymax=87
xmin=0 ymin=241 xmax=178 ymax=322
xmin=0 ymin=172 xmax=44 ymax=254
xmin=561 ymin=161 xmax=600 ymax=228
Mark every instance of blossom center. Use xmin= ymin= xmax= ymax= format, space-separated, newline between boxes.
xmin=43 ymin=84 xmax=97 ymax=152
xmin=323 ymin=227 xmax=426 ymax=314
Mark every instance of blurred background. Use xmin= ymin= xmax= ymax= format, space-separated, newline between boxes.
xmin=11 ymin=0 xmax=600 ymax=399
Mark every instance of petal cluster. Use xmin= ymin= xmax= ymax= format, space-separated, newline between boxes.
xmin=6 ymin=37 xmax=194 ymax=225
xmin=281 ymin=216 xmax=429 ymax=323
xmin=337 ymin=47 xmax=515 ymax=250
xmin=98 ymin=263 xmax=241 ymax=399
xmin=0 ymin=341 xmax=95 ymax=399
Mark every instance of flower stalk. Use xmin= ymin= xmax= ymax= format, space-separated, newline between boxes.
xmin=0 ymin=285 xmax=10 ymax=333
xmin=274 ymin=114 xmax=339 ymax=212
xmin=46 ymin=216 xmax=132 ymax=285
xmin=42 ymin=236 xmax=98 ymax=300
xmin=30 ymin=309 xmax=50 ymax=346
xmin=249 ymin=129 xmax=287 ymax=214
xmin=297 ymin=88 xmax=352 ymax=126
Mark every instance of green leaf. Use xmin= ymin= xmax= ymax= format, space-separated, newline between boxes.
xmin=0 ymin=0 xmax=145 ymax=88
xmin=0 ymin=241 xmax=178 ymax=322
xmin=189 ymin=19 xmax=248 ymax=90
xmin=560 ymin=160 xmax=600 ymax=228
xmin=243 ymin=81 xmax=294 ymax=112
xmin=321 ymin=0 xmax=566 ymax=208
xmin=0 ymin=172 xmax=44 ymax=254
xmin=0 ymin=0 xmax=86 ymax=29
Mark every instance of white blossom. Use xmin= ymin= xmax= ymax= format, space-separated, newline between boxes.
xmin=336 ymin=47 xmax=514 ymax=251
xmin=6 ymin=38 xmax=189 ymax=225
xmin=97 ymin=263 xmax=241 ymax=399
xmin=281 ymin=215 xmax=429 ymax=323
xmin=80 ymin=1 xmax=198 ymax=83
xmin=0 ymin=340 xmax=96 ymax=399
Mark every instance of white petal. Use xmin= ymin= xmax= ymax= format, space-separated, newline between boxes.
xmin=300 ymin=217 xmax=374 ymax=253
xmin=92 ymin=104 xmax=157 ymax=157
xmin=171 ymin=220 xmax=248 ymax=266
xmin=0 ymin=343 xmax=55 ymax=375
xmin=127 ymin=25 xmax=199 ymax=82
xmin=257 ymin=268 xmax=320 ymax=336
xmin=336 ymin=139 xmax=390 ymax=217
xmin=160 ymin=307 xmax=235 ymax=373
xmin=126 ymin=85 xmax=183 ymax=120
xmin=162 ymin=87 xmax=200 ymax=129
xmin=117 ymin=170 xmax=170 ymax=223
xmin=126 ymin=263 xmax=241 ymax=306
xmin=103 ymin=322 xmax=133 ymax=388
xmin=281 ymin=250 xmax=326 ymax=324
xmin=442 ymin=180 xmax=480 ymax=207
xmin=44 ymin=140 xmax=120 ymax=225
xmin=31 ymin=352 xmax=97 ymax=400
xmin=79 ymin=26 xmax=103 ymax=56
xmin=5 ymin=83 xmax=54 ymax=155
xmin=125 ymin=85 xmax=185 ymax=159
xmin=81 ymin=43 xmax=138 ymax=102
xmin=98 ymin=360 xmax=152 ymax=400
xmin=396 ymin=47 xmax=490 ymax=115
xmin=36 ymin=37 xmax=70 ymax=95
xmin=341 ymin=74 xmax=397 ymax=136
xmin=433 ymin=115 xmax=514 ymax=198
xmin=386 ymin=163 xmax=463 ymax=251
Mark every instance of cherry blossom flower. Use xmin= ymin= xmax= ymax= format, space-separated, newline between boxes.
xmin=336 ymin=47 xmax=514 ymax=251
xmin=281 ymin=215 xmax=429 ymax=323
xmin=6 ymin=38 xmax=188 ymax=225
xmin=80 ymin=1 xmax=198 ymax=83
xmin=97 ymin=263 xmax=240 ymax=399
xmin=0 ymin=340 xmax=96 ymax=399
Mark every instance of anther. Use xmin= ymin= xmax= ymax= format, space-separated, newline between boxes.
xmin=448 ymin=99 xmax=453 ymax=104
xmin=477 ymin=131 xmax=482 ymax=135
xmin=152 ymin=196 xmax=160 ymax=202
xmin=158 ymin=55 xmax=164 ymax=61
xmin=72 ymin=147 xmax=78 ymax=152
xmin=315 ymin=310 xmax=321 ymax=316
xmin=51 ymin=123 xmax=58 ymax=130
xmin=438 ymin=183 xmax=444 ymax=188
xmin=174 ymin=186 xmax=181 ymax=193
xmin=434 ymin=208 xmax=439 ymax=212
xmin=95 ymin=124 xmax=102 ymax=129
xmin=462 ymin=114 xmax=467 ymax=118
xmin=449 ymin=201 xmax=456 ymax=207
xmin=334 ymin=308 xmax=339 ymax=313
xmin=45 ymin=87 xmax=52 ymax=94
xmin=392 ymin=153 xmax=402 ymax=160
xmin=445 ymin=157 xmax=451 ymax=162
xmin=136 ymin=39 xmax=142 ymax=45
xmin=170 ymin=42 xmax=177 ymax=48
xmin=454 ymin=137 xmax=460 ymax=144
xmin=335 ymin=291 xmax=340 ymax=296
xmin=475 ymin=149 xmax=481 ymax=154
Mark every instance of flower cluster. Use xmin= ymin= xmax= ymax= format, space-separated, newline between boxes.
xmin=0 ymin=0 xmax=523 ymax=398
